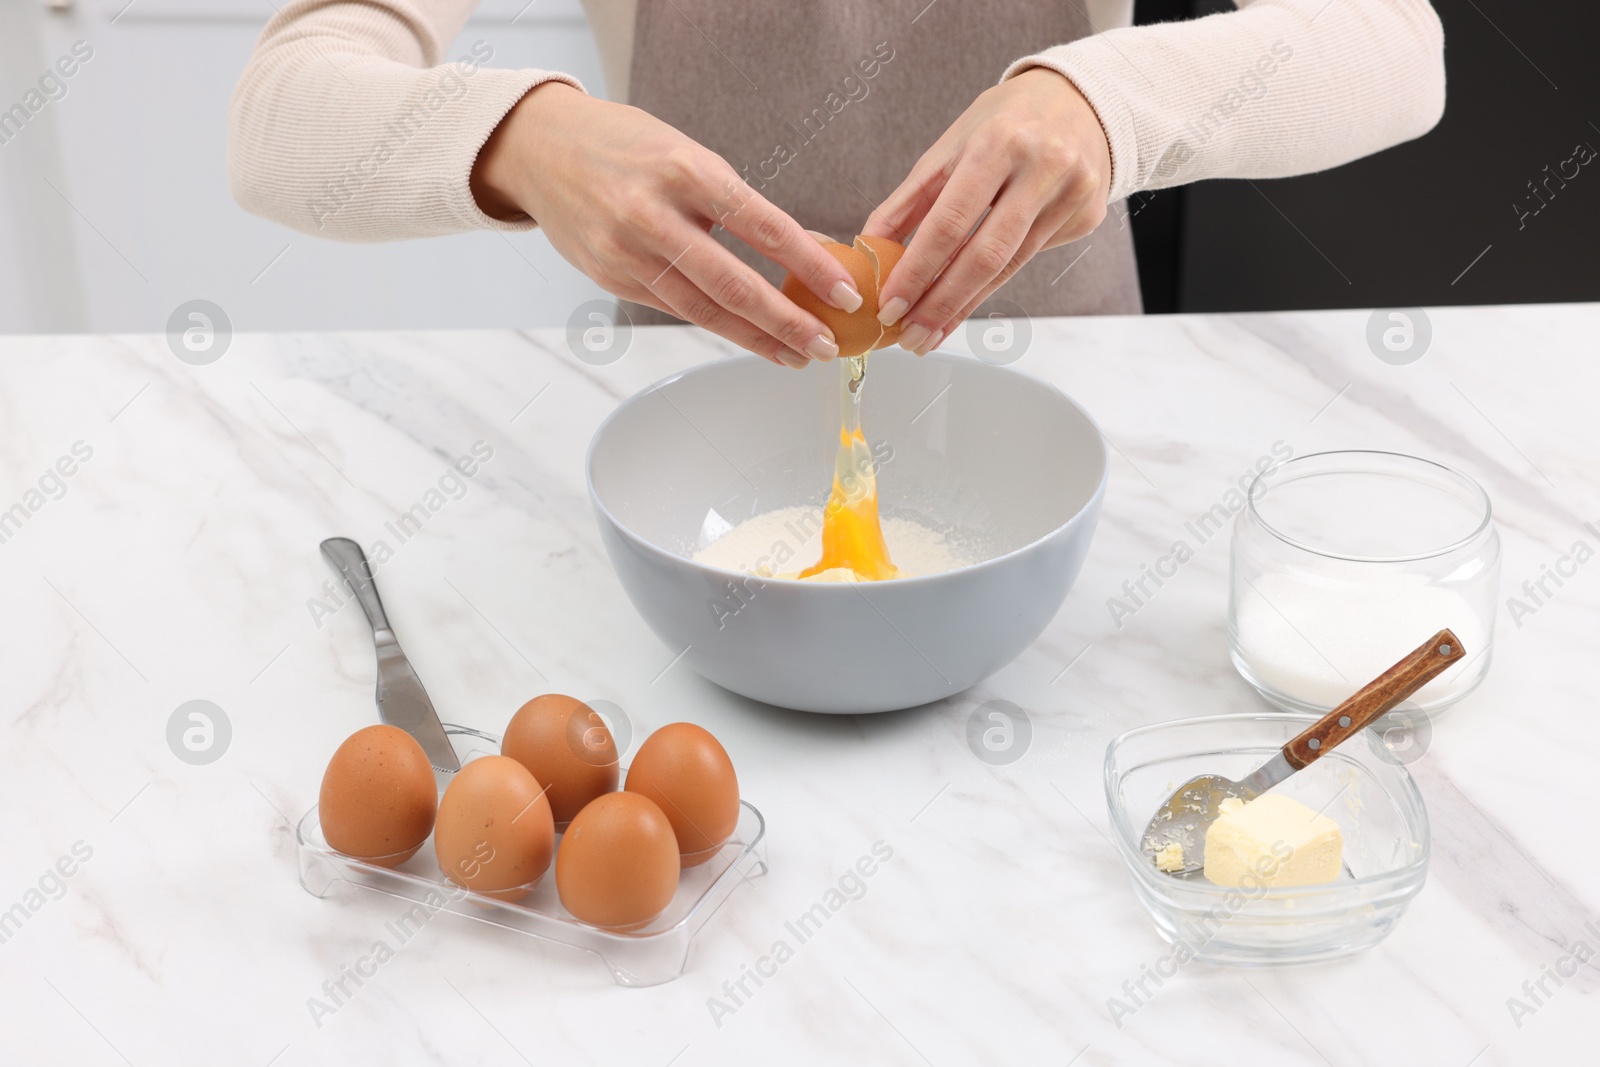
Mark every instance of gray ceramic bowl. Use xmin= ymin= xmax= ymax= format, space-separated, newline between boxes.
xmin=587 ymin=348 xmax=1107 ymax=713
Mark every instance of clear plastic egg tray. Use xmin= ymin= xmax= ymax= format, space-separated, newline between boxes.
xmin=295 ymin=724 xmax=768 ymax=986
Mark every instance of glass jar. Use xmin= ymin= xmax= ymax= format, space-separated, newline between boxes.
xmin=1229 ymin=450 xmax=1498 ymax=717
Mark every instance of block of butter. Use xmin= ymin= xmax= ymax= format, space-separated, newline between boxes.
xmin=1203 ymin=793 xmax=1343 ymax=888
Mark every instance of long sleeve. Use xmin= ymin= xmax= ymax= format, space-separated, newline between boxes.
xmin=230 ymin=0 xmax=1446 ymax=241
xmin=1004 ymin=0 xmax=1447 ymax=202
xmin=227 ymin=0 xmax=584 ymax=241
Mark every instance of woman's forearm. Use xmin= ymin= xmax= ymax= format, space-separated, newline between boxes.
xmin=1005 ymin=0 xmax=1447 ymax=202
xmin=227 ymin=0 xmax=583 ymax=241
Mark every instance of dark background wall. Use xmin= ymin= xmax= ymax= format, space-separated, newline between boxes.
xmin=1130 ymin=0 xmax=1600 ymax=313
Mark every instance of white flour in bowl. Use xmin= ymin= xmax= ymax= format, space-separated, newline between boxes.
xmin=692 ymin=504 xmax=975 ymax=580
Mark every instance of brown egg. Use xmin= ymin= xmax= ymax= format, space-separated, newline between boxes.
xmin=502 ymin=694 xmax=619 ymax=828
xmin=555 ymin=792 xmax=680 ymax=930
xmin=624 ymin=723 xmax=740 ymax=868
xmin=781 ymin=235 xmax=907 ymax=357
xmin=855 ymin=235 xmax=906 ymax=349
xmin=319 ymin=725 xmax=437 ymax=868
xmin=434 ymin=755 xmax=555 ymax=902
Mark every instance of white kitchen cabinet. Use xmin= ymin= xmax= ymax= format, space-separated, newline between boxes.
xmin=0 ymin=0 xmax=608 ymax=335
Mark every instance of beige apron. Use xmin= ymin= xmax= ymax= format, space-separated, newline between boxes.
xmin=622 ymin=0 xmax=1142 ymax=327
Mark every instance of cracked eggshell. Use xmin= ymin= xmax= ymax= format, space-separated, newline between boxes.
xmin=782 ymin=235 xmax=908 ymax=357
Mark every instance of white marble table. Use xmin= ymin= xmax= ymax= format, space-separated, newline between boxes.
xmin=2 ymin=304 xmax=1596 ymax=1066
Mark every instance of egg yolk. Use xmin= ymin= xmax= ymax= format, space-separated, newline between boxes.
xmin=797 ymin=424 xmax=899 ymax=581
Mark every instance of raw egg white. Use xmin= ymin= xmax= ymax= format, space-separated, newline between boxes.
xmin=781 ymin=234 xmax=908 ymax=581
xmin=798 ymin=423 xmax=898 ymax=581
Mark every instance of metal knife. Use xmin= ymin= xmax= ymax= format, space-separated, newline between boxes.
xmin=320 ymin=537 xmax=461 ymax=773
xmin=1141 ymin=628 xmax=1463 ymax=877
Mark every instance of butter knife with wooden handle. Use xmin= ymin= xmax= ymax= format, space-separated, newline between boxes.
xmin=320 ymin=537 xmax=461 ymax=773
xmin=1141 ymin=628 xmax=1463 ymax=876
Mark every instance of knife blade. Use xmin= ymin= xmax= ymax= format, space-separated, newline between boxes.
xmin=320 ymin=537 xmax=461 ymax=773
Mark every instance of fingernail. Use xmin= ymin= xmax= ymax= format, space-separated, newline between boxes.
xmin=898 ymin=322 xmax=931 ymax=353
xmin=920 ymin=329 xmax=945 ymax=355
xmin=806 ymin=334 xmax=839 ymax=361
xmin=829 ymin=281 xmax=864 ymax=313
xmin=781 ymin=350 xmax=810 ymax=368
xmin=878 ymin=297 xmax=909 ymax=327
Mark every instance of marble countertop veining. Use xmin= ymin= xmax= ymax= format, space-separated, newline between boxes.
xmin=1 ymin=304 xmax=1596 ymax=1066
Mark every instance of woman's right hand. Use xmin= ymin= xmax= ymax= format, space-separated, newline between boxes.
xmin=473 ymin=82 xmax=862 ymax=368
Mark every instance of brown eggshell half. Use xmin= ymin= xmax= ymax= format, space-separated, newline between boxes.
xmin=855 ymin=235 xmax=907 ymax=350
xmin=780 ymin=234 xmax=908 ymax=358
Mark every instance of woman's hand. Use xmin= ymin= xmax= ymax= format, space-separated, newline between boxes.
xmin=862 ymin=68 xmax=1112 ymax=354
xmin=473 ymin=82 xmax=863 ymax=368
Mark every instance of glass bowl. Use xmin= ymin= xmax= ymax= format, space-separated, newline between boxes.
xmin=1104 ymin=713 xmax=1429 ymax=965
xmin=1230 ymin=450 xmax=1499 ymax=717
xmin=297 ymin=726 xmax=767 ymax=986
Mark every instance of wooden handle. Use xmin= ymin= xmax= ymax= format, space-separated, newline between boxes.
xmin=1283 ymin=628 xmax=1464 ymax=769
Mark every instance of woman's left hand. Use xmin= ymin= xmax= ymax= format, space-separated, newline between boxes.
xmin=862 ymin=68 xmax=1112 ymax=354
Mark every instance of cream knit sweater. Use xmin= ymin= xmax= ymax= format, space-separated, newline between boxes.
xmin=228 ymin=0 xmax=1446 ymax=242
